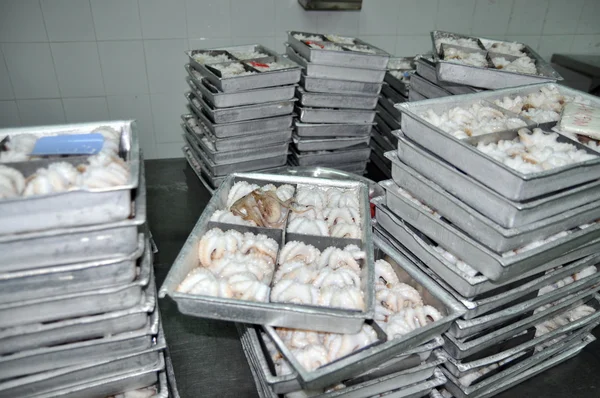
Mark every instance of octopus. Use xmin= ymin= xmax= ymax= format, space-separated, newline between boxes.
xmin=326 ymin=188 xmax=360 ymax=209
xmin=288 ymin=204 xmax=324 ymax=222
xmin=210 ymin=210 xmax=257 ymax=226
xmin=278 ymin=241 xmax=321 ymax=265
xmin=312 ymin=266 xmax=361 ymax=289
xmin=176 ymin=267 xmax=233 ymax=298
xmin=295 ymin=186 xmax=327 ymax=209
xmin=322 ymin=324 xmax=377 ymax=361
xmin=273 ymin=261 xmax=318 ymax=284
xmin=226 ymin=181 xmax=259 ymax=208
xmin=92 ymin=125 xmax=121 ymax=154
xmin=276 ymin=329 xmax=323 ymax=350
xmin=376 ymin=283 xmax=423 ymax=312
xmin=227 ymin=272 xmax=270 ymax=302
xmin=230 ymin=188 xmax=292 ymax=228
xmin=197 ymin=228 xmax=244 ymax=267
xmin=290 ymin=344 xmax=330 ymax=371
xmin=77 ymin=152 xmax=130 ymax=189
xmin=323 ymin=207 xmax=361 ymax=227
xmin=287 ymin=217 xmax=330 ymax=236
xmin=318 ymin=246 xmax=363 ymax=273
xmin=240 ymin=232 xmax=279 ymax=265
xmin=374 ymin=259 xmax=400 ymax=289
xmin=0 ymin=165 xmax=25 ymax=199
xmin=318 ymin=285 xmax=365 ymax=310
xmin=385 ymin=306 xmax=442 ymax=339
xmin=24 ymin=162 xmax=79 ymax=196
xmin=270 ymin=279 xmax=320 ymax=305
xmin=331 ymin=223 xmax=361 ymax=239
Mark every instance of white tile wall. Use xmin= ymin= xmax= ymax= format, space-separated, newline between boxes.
xmin=0 ymin=0 xmax=598 ymax=159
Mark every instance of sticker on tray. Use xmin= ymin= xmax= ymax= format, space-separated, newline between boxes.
xmin=558 ymin=102 xmax=600 ymax=140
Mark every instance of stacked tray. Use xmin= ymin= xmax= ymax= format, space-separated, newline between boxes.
xmin=371 ymin=56 xmax=415 ymax=179
xmin=285 ymin=31 xmax=391 ymax=174
xmin=0 ymin=121 xmax=166 ymax=397
xmin=371 ymin=83 xmax=600 ymax=396
xmin=183 ymin=44 xmax=302 ymax=189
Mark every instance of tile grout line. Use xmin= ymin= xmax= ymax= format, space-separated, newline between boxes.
xmin=88 ymin=0 xmax=109 ymax=121
xmin=138 ymin=0 xmax=159 ymax=151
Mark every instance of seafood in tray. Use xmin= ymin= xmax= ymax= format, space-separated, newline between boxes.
xmin=262 ymin=234 xmax=461 ymax=390
xmin=187 ymin=45 xmax=301 ymax=92
xmin=0 ymin=121 xmax=139 ymax=235
xmin=430 ymin=31 xmax=561 ymax=89
xmin=160 ymin=173 xmax=375 ymax=334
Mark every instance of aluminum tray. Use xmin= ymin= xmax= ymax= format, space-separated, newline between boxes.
xmin=379 ymin=95 xmax=402 ymax=122
xmin=160 ymin=172 xmax=375 ymax=334
xmin=377 ymin=105 xmax=401 ymax=131
xmin=0 ymin=120 xmax=140 ymax=236
xmin=366 ymin=369 xmax=446 ymax=398
xmin=0 ymin=244 xmax=151 ymax=328
xmin=0 ymin=310 xmax=159 ymax=381
xmin=264 ymin=234 xmax=463 ymax=389
xmin=0 ymin=164 xmax=146 ymax=271
xmin=287 ymin=159 xmax=368 ymax=176
xmin=471 ymin=335 xmax=594 ymax=398
xmin=285 ymin=45 xmax=387 ymax=83
xmin=287 ymin=31 xmax=390 ymax=69
xmin=384 ymin=72 xmax=410 ymax=97
xmin=181 ymin=114 xmax=292 ymax=152
xmin=431 ymin=31 xmax=561 ymax=89
xmin=394 ymin=134 xmax=600 ymax=228
xmin=0 ymin=334 xmax=165 ymax=398
xmin=189 ymin=101 xmax=293 ymax=138
xmin=381 ymin=165 xmax=600 ymax=252
xmin=441 ymin=330 xmax=591 ymax=398
xmin=184 ymin=146 xmax=217 ymax=194
xmin=294 ymin=121 xmax=373 ymax=138
xmin=381 ymin=83 xmax=408 ymax=105
xmin=289 ymin=146 xmax=372 ymax=166
xmin=187 ymin=50 xmax=301 ymax=93
xmin=293 ymin=135 xmax=370 ymax=152
xmin=185 ymin=128 xmax=289 ymax=164
xmin=374 ymin=115 xmax=397 ymax=146
xmin=186 ymin=92 xmax=295 ymax=124
xmin=374 ymin=223 xmax=600 ymax=318
xmin=297 ymin=106 xmax=376 ymax=124
xmin=297 ymin=87 xmax=378 ymax=110
xmin=410 ymin=74 xmax=452 ymax=99
xmin=397 ymin=97 xmax=600 ymax=201
xmin=34 ymin=363 xmax=167 ymax=398
xmin=442 ymin=288 xmax=596 ymax=360
xmin=415 ymin=58 xmax=480 ymax=95
xmin=409 ymin=89 xmax=428 ymax=102
xmin=186 ymin=136 xmax=288 ymax=177
xmin=301 ymin=74 xmax=383 ymax=95
xmin=374 ymin=197 xmax=600 ymax=283
xmin=442 ymin=296 xmax=600 ymax=376
xmin=185 ymin=65 xmax=296 ymax=108
xmin=372 ymin=126 xmax=395 ymax=152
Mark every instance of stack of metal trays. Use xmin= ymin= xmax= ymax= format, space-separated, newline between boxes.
xmin=182 ymin=44 xmax=302 ymax=190
xmin=0 ymin=121 xmax=166 ymax=398
xmin=371 ymin=56 xmax=415 ymax=178
xmin=370 ymin=83 xmax=600 ymax=396
xmin=285 ymin=31 xmax=391 ymax=174
xmin=430 ymin=31 xmax=562 ymax=90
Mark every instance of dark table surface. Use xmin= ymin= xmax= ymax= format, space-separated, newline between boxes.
xmin=147 ymin=159 xmax=600 ymax=398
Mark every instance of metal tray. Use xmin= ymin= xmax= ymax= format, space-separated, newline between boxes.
xmin=294 ymin=121 xmax=373 ymax=138
xmin=442 ymin=296 xmax=600 ymax=376
xmin=293 ymin=135 xmax=370 ymax=152
xmin=297 ymin=106 xmax=376 ymax=124
xmin=0 ymin=163 xmax=146 ymax=271
xmin=374 ymin=223 xmax=600 ymax=319
xmin=381 ymin=165 xmax=600 ymax=252
xmin=415 ymin=58 xmax=480 ymax=95
xmin=264 ymin=234 xmax=463 ymax=389
xmin=186 ymin=136 xmax=288 ymax=177
xmin=374 ymin=115 xmax=397 ymax=146
xmin=289 ymin=145 xmax=372 ymax=166
xmin=287 ymin=158 xmax=369 ymax=175
xmin=34 ymin=363 xmax=167 ymax=398
xmin=394 ymin=134 xmax=600 ymax=228
xmin=368 ymin=369 xmax=446 ymax=398
xmin=187 ymin=50 xmax=301 ymax=93
xmin=0 ymin=120 xmax=140 ymax=236
xmin=397 ymin=98 xmax=600 ymax=201
xmin=160 ymin=172 xmax=375 ymax=334
xmin=186 ymin=65 xmax=296 ymax=108
xmin=409 ymin=89 xmax=428 ymax=102
xmin=441 ymin=330 xmax=591 ymax=398
xmin=287 ymin=31 xmax=390 ymax=69
xmin=0 ymin=280 xmax=156 ymax=356
xmin=296 ymin=87 xmax=378 ymax=110
xmin=0 ymin=236 xmax=144 ymax=304
xmin=410 ymin=74 xmax=452 ymax=99
xmin=381 ymin=83 xmax=408 ymax=105
xmin=0 ymin=310 xmax=159 ymax=381
xmin=384 ymin=72 xmax=410 ymax=97
xmin=379 ymin=95 xmax=402 ymax=122
xmin=187 ymin=44 xmax=277 ymax=70
xmin=0 ymin=243 xmax=151 ymax=328
xmin=184 ymin=146 xmax=217 ymax=193
xmin=374 ymin=197 xmax=600 ymax=283
xmin=285 ymin=45 xmax=387 ymax=83
xmin=185 ymin=128 xmax=289 ymax=165
xmin=0 ymin=334 xmax=165 ymax=398
xmin=181 ymin=114 xmax=292 ymax=152
xmin=371 ymin=126 xmax=395 ymax=152
xmin=189 ymin=101 xmax=293 ymax=138
xmin=301 ymin=74 xmax=383 ymax=95
xmin=377 ymin=104 xmax=401 ymax=131
xmin=431 ymin=31 xmax=562 ymax=89
xmin=442 ymin=288 xmax=596 ymax=360
xmin=186 ymin=92 xmax=295 ymax=124
xmin=470 ymin=335 xmax=594 ymax=398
